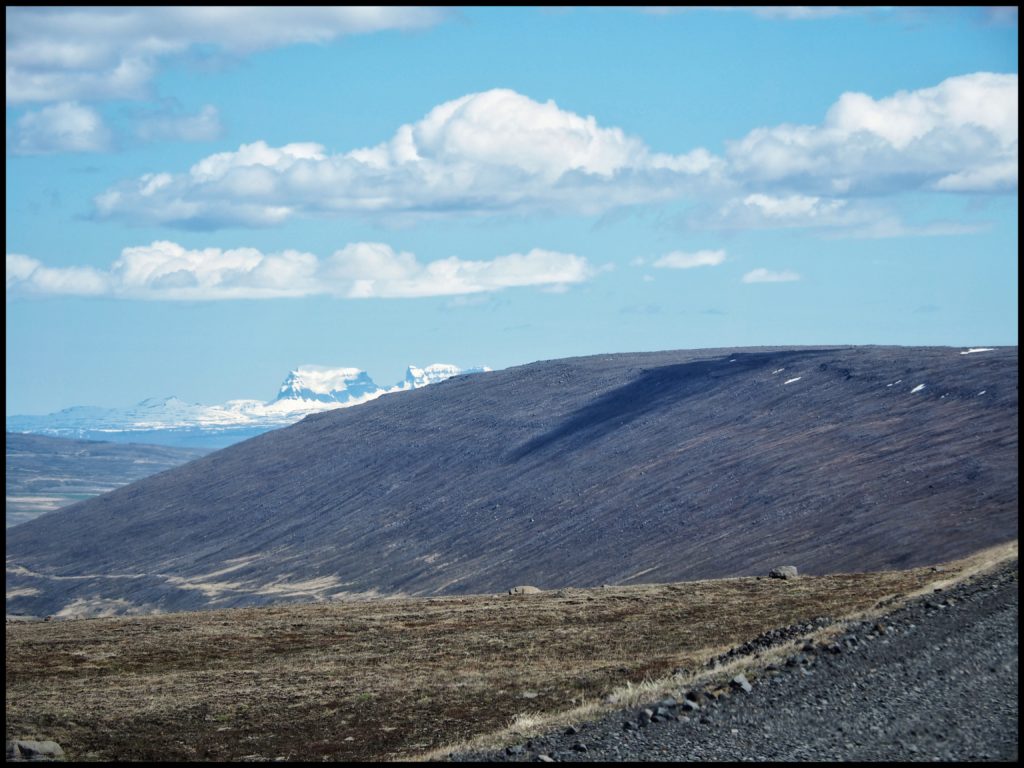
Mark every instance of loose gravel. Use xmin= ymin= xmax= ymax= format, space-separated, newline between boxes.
xmin=451 ymin=560 xmax=1018 ymax=762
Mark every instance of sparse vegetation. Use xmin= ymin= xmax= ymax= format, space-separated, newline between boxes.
xmin=6 ymin=541 xmax=1015 ymax=762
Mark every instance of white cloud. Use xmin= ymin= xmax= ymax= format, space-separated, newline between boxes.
xmin=87 ymin=73 xmax=1017 ymax=229
xmin=6 ymin=7 xmax=447 ymax=103
xmin=6 ymin=253 xmax=109 ymax=294
xmin=708 ymin=193 xmax=992 ymax=238
xmin=92 ymin=89 xmax=722 ymax=227
xmin=727 ymin=72 xmax=1018 ymax=195
xmin=12 ymin=101 xmax=111 ymax=154
xmin=742 ymin=268 xmax=801 ymax=283
xmin=6 ymin=242 xmax=595 ymax=301
xmin=135 ymin=104 xmax=222 ymax=143
xmin=653 ymin=249 xmax=726 ymax=269
xmin=644 ymin=7 xmax=852 ymax=19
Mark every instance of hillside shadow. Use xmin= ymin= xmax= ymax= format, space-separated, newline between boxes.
xmin=509 ymin=350 xmax=831 ymax=462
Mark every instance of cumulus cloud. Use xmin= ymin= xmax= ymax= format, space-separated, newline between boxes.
xmin=6 ymin=242 xmax=594 ymax=300
xmin=742 ymin=268 xmax=801 ymax=283
xmin=135 ymin=104 xmax=222 ymax=143
xmin=89 ymin=74 xmax=1015 ymax=230
xmin=727 ymin=72 xmax=1018 ymax=195
xmin=653 ymin=250 xmax=726 ymax=269
xmin=92 ymin=89 xmax=721 ymax=227
xmin=6 ymin=7 xmax=446 ymax=103
xmin=11 ymin=101 xmax=111 ymax=154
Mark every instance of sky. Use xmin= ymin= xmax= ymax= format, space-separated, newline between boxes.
xmin=5 ymin=6 xmax=1019 ymax=415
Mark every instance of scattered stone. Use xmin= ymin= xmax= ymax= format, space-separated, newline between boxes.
xmin=522 ymin=691 xmax=539 ymax=699
xmin=564 ymin=725 xmax=579 ymax=736
xmin=537 ymin=755 xmax=555 ymax=763
xmin=622 ymin=721 xmax=638 ymax=731
xmin=769 ymin=566 xmax=799 ymax=580
xmin=505 ymin=745 xmax=525 ymax=756
xmin=571 ymin=743 xmax=588 ymax=753
xmin=681 ymin=699 xmax=700 ymax=712
xmin=658 ymin=697 xmax=678 ymax=709
xmin=731 ymin=674 xmax=753 ymax=694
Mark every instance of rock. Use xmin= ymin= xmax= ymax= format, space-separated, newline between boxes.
xmin=505 ymin=745 xmax=525 ymax=756
xmin=731 ymin=674 xmax=753 ymax=694
xmin=8 ymin=741 xmax=65 ymax=761
xmin=572 ymin=743 xmax=588 ymax=753
xmin=603 ymin=693 xmax=619 ymax=705
xmin=564 ymin=725 xmax=579 ymax=736
xmin=638 ymin=708 xmax=654 ymax=726
xmin=537 ymin=755 xmax=555 ymax=763
xmin=681 ymin=699 xmax=701 ymax=712
xmin=658 ymin=697 xmax=678 ymax=709
xmin=509 ymin=586 xmax=542 ymax=595
xmin=521 ymin=691 xmax=539 ymax=699
xmin=622 ymin=721 xmax=639 ymax=731
xmin=684 ymin=690 xmax=706 ymax=705
xmin=769 ymin=566 xmax=799 ymax=579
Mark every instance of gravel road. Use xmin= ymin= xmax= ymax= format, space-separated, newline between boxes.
xmin=452 ymin=561 xmax=1018 ymax=762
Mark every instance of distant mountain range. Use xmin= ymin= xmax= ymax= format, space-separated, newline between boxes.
xmin=6 ymin=363 xmax=490 ymax=449
xmin=6 ymin=345 xmax=1017 ymax=619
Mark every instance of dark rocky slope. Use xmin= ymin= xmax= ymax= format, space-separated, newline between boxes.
xmin=6 ymin=346 xmax=1018 ymax=617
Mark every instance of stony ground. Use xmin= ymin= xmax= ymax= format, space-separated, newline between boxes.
xmin=451 ymin=559 xmax=1019 ymax=762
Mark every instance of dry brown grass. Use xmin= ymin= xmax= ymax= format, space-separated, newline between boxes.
xmin=6 ymin=541 xmax=1016 ymax=762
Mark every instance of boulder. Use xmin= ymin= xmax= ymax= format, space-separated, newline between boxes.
xmin=508 ymin=585 xmax=542 ymax=595
xmin=769 ymin=566 xmax=799 ymax=579
xmin=7 ymin=740 xmax=65 ymax=761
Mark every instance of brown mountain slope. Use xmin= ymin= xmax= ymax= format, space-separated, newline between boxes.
xmin=5 ymin=345 xmax=1018 ymax=617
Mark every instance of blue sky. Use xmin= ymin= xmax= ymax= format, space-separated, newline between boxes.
xmin=5 ymin=6 xmax=1018 ymax=415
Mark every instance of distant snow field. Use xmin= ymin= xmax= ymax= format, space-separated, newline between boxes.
xmin=911 ymin=384 xmax=926 ymax=393
xmin=784 ymin=377 xmax=802 ymax=385
xmin=960 ymin=348 xmax=996 ymax=355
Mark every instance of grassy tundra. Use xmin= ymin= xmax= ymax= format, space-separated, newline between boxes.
xmin=5 ymin=541 xmax=1016 ymax=762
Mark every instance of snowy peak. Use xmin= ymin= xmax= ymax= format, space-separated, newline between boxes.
xmin=7 ymin=361 xmax=491 ymax=446
xmin=275 ymin=366 xmax=380 ymax=404
xmin=402 ymin=363 xmax=492 ymax=389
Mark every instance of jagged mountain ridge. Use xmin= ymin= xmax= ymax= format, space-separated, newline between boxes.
xmin=5 ymin=345 xmax=1018 ymax=618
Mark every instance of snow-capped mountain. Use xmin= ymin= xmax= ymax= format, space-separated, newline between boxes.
xmin=399 ymin=364 xmax=491 ymax=390
xmin=7 ymin=363 xmax=490 ymax=449
xmin=274 ymin=366 xmax=382 ymax=404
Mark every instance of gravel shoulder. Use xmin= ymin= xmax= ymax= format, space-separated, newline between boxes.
xmin=452 ymin=559 xmax=1019 ymax=762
